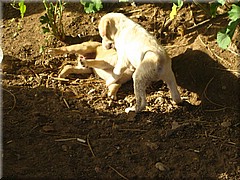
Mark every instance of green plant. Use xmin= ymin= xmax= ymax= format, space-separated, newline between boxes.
xmin=217 ymin=3 xmax=240 ymax=49
xmin=40 ymin=0 xmax=65 ymax=41
xmin=80 ymin=0 xmax=103 ymax=13
xmin=11 ymin=0 xmax=26 ymax=18
xmin=170 ymin=0 xmax=240 ymax=50
xmin=170 ymin=0 xmax=183 ymax=20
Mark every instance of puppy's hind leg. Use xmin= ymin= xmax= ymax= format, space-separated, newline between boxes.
xmin=162 ymin=69 xmax=182 ymax=104
xmin=125 ymin=68 xmax=147 ymax=113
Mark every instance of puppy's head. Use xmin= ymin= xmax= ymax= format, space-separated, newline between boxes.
xmin=98 ymin=15 xmax=117 ymax=50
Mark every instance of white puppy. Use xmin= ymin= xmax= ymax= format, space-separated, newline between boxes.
xmin=98 ymin=13 xmax=182 ymax=112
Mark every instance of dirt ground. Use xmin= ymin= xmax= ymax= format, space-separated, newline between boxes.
xmin=1 ymin=2 xmax=239 ymax=179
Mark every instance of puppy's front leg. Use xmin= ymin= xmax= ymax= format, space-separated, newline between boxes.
xmin=106 ymin=73 xmax=121 ymax=86
xmin=106 ymin=52 xmax=128 ymax=86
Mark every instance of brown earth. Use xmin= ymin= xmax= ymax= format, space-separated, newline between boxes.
xmin=1 ymin=2 xmax=239 ymax=179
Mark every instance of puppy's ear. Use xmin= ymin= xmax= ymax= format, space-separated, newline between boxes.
xmin=100 ymin=18 xmax=116 ymax=39
xmin=100 ymin=19 xmax=110 ymax=37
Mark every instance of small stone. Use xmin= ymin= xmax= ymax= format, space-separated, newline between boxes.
xmin=145 ymin=141 xmax=159 ymax=150
xmin=221 ymin=121 xmax=231 ymax=127
xmin=61 ymin=145 xmax=68 ymax=152
xmin=42 ymin=125 xmax=55 ymax=132
xmin=222 ymin=86 xmax=227 ymax=90
xmin=155 ymin=162 xmax=168 ymax=171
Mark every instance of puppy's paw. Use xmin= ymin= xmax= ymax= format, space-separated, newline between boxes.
xmin=125 ymin=106 xmax=136 ymax=113
xmin=107 ymin=89 xmax=117 ymax=100
xmin=78 ymin=55 xmax=88 ymax=67
xmin=172 ymin=95 xmax=182 ymax=105
xmin=108 ymin=93 xmax=117 ymax=100
xmin=107 ymin=84 xmax=121 ymax=100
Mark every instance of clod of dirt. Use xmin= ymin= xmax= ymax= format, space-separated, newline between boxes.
xmin=220 ymin=121 xmax=232 ymax=128
xmin=61 ymin=144 xmax=68 ymax=152
xmin=145 ymin=141 xmax=159 ymax=150
xmin=155 ymin=162 xmax=169 ymax=171
xmin=42 ymin=125 xmax=55 ymax=132
xmin=127 ymin=111 xmax=137 ymax=121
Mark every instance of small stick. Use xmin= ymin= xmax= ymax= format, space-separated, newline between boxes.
xmin=203 ymin=81 xmax=239 ymax=111
xmin=185 ymin=13 xmax=228 ymax=34
xmin=204 ymin=107 xmax=227 ymax=112
xmin=63 ymin=98 xmax=70 ymax=109
xmin=119 ymin=128 xmax=147 ymax=132
xmin=76 ymin=138 xmax=86 ymax=143
xmin=198 ymin=35 xmax=228 ymax=64
xmin=108 ymin=165 xmax=128 ymax=180
xmin=3 ymin=88 xmax=16 ymax=114
xmin=52 ymin=77 xmax=69 ymax=82
xmin=164 ymin=43 xmax=190 ymax=48
xmin=210 ymin=67 xmax=240 ymax=76
xmin=55 ymin=137 xmax=86 ymax=143
xmin=202 ymin=77 xmax=226 ymax=108
xmin=199 ymin=134 xmax=236 ymax=145
xmin=55 ymin=138 xmax=77 ymax=142
xmin=87 ymin=134 xmax=95 ymax=157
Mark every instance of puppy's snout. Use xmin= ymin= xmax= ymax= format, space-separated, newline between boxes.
xmin=103 ymin=42 xmax=114 ymax=50
xmin=108 ymin=42 xmax=114 ymax=49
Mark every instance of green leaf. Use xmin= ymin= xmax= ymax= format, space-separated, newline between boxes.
xmin=170 ymin=3 xmax=178 ymax=20
xmin=210 ymin=3 xmax=220 ymax=17
xmin=81 ymin=0 xmax=103 ymax=13
xmin=227 ymin=18 xmax=240 ymax=38
xmin=40 ymin=14 xmax=49 ymax=24
xmin=228 ymin=4 xmax=240 ymax=22
xmin=217 ymin=30 xmax=231 ymax=49
xmin=177 ymin=0 xmax=183 ymax=8
xmin=217 ymin=0 xmax=225 ymax=6
xmin=94 ymin=0 xmax=103 ymax=11
xmin=18 ymin=0 xmax=26 ymax=18
xmin=42 ymin=27 xmax=50 ymax=34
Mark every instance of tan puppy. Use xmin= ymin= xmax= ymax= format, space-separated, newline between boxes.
xmin=98 ymin=13 xmax=182 ymax=112
xmin=48 ymin=41 xmax=133 ymax=100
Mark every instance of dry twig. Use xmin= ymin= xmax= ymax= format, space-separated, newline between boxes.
xmin=3 ymin=88 xmax=16 ymax=114
xmin=87 ymin=134 xmax=95 ymax=157
xmin=198 ymin=35 xmax=239 ymax=77
xmin=118 ymin=128 xmax=147 ymax=132
xmin=201 ymin=77 xmax=238 ymax=111
xmin=63 ymin=98 xmax=70 ymax=109
xmin=52 ymin=77 xmax=69 ymax=82
xmin=185 ymin=13 xmax=228 ymax=34
xmin=55 ymin=138 xmax=77 ymax=142
xmin=109 ymin=165 xmax=128 ymax=180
